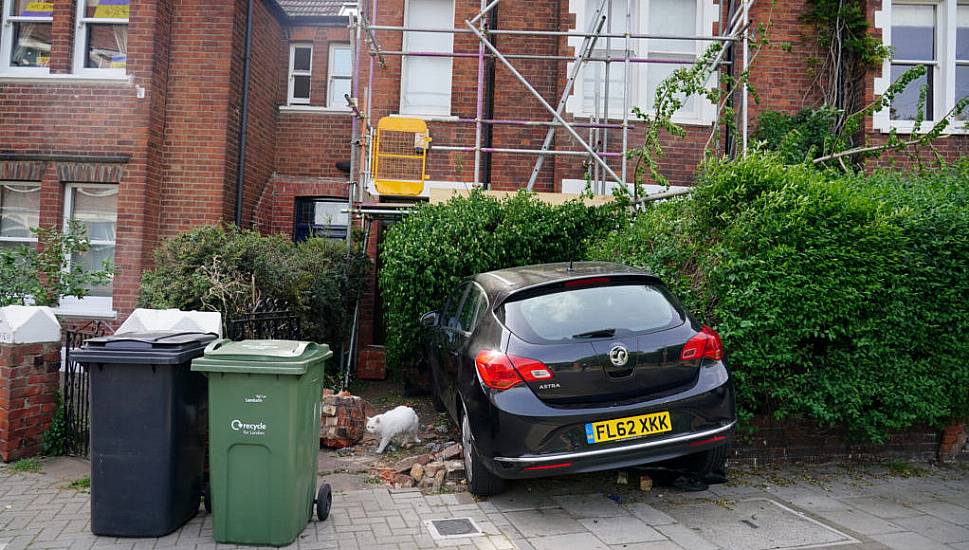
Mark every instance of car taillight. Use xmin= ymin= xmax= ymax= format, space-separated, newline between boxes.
xmin=508 ymin=355 xmax=554 ymax=382
xmin=679 ymin=325 xmax=724 ymax=362
xmin=474 ymin=350 xmax=554 ymax=390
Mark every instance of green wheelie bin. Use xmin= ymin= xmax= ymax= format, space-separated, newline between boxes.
xmin=191 ymin=339 xmax=333 ymax=547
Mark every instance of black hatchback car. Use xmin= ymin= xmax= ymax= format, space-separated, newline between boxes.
xmin=421 ymin=262 xmax=736 ymax=496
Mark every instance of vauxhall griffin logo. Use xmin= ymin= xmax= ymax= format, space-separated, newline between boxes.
xmin=609 ymin=344 xmax=629 ymax=367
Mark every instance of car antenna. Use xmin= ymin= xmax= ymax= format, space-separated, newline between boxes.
xmin=567 ymin=257 xmax=574 ymax=272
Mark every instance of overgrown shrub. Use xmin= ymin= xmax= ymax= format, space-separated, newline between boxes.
xmin=753 ymin=108 xmax=841 ymax=164
xmin=591 ymin=153 xmax=969 ymax=441
xmin=139 ymin=225 xmax=370 ymax=349
xmin=379 ymin=191 xmax=626 ymax=374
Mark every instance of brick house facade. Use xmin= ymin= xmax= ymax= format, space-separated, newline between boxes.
xmin=0 ymin=0 xmax=966 ymax=355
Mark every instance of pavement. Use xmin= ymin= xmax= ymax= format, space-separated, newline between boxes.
xmin=2 ymin=456 xmax=969 ymax=550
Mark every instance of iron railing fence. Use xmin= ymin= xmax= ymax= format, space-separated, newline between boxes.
xmin=62 ymin=320 xmax=110 ymax=457
xmin=226 ymin=310 xmax=300 ymax=341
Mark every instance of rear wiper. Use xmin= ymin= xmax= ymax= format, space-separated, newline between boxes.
xmin=572 ymin=328 xmax=616 ymax=339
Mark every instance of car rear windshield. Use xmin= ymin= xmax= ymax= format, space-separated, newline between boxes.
xmin=500 ymin=282 xmax=685 ymax=343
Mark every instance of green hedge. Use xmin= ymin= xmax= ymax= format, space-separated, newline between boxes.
xmin=591 ymin=153 xmax=969 ymax=441
xmin=378 ymin=191 xmax=625 ymax=373
xmin=139 ymin=225 xmax=370 ymax=349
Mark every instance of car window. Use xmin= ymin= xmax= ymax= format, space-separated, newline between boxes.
xmin=457 ymin=286 xmax=485 ymax=333
xmin=441 ymin=283 xmax=469 ymax=331
xmin=501 ymin=283 xmax=684 ymax=343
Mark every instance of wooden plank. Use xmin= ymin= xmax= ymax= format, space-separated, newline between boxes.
xmin=427 ymin=188 xmax=615 ymax=206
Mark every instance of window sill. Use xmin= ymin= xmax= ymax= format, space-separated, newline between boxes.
xmin=279 ymin=105 xmax=352 ymax=114
xmin=875 ymin=121 xmax=969 ymax=135
xmin=392 ymin=113 xmax=459 ymax=122
xmin=0 ymin=72 xmax=132 ymax=85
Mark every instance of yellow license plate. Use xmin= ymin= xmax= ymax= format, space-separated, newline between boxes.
xmin=585 ymin=412 xmax=672 ymax=444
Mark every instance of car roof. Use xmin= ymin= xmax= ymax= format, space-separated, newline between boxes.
xmin=474 ymin=262 xmax=658 ymax=304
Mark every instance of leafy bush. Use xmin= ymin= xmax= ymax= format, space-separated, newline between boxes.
xmin=753 ymin=108 xmax=841 ymax=164
xmin=0 ymin=220 xmax=113 ymax=307
xmin=379 ymin=191 xmax=626 ymax=374
xmin=41 ymin=395 xmax=70 ymax=457
xmin=139 ymin=225 xmax=370 ymax=349
xmin=591 ymin=153 xmax=969 ymax=441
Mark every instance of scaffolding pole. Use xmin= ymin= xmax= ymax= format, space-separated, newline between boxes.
xmin=369 ymin=25 xmax=739 ymax=42
xmin=465 ymin=8 xmax=624 ymax=185
xmin=356 ymin=0 xmax=753 ymax=195
xmin=741 ymin=0 xmax=750 ymax=155
xmin=473 ymin=3 xmax=486 ymax=186
xmin=525 ymin=0 xmax=609 ymax=190
xmin=621 ymin=0 xmax=631 ymax=188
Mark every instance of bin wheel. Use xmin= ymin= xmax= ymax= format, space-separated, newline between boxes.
xmin=203 ymin=483 xmax=212 ymax=514
xmin=315 ymin=483 xmax=332 ymax=521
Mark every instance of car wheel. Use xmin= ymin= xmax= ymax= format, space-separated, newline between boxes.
xmin=461 ymin=403 xmax=504 ymax=497
xmin=681 ymin=444 xmax=728 ymax=483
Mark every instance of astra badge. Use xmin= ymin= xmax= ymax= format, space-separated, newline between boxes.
xmin=609 ymin=344 xmax=629 ymax=367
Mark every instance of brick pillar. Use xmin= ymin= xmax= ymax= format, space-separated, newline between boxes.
xmin=939 ymin=422 xmax=968 ymax=463
xmin=0 ymin=306 xmax=63 ymax=462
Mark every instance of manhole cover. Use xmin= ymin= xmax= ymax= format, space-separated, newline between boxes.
xmin=426 ymin=517 xmax=483 ymax=539
xmin=666 ymin=498 xmax=859 ymax=550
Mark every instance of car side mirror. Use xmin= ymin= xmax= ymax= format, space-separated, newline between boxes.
xmin=420 ymin=311 xmax=439 ymax=327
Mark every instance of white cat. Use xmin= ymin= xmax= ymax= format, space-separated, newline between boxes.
xmin=366 ymin=406 xmax=421 ymax=454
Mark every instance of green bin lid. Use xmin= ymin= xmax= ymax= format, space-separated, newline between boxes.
xmin=191 ymin=339 xmax=332 ymax=375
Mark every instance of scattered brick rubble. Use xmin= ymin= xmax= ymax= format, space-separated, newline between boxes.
xmin=371 ymin=434 xmax=466 ymax=492
xmin=317 ymin=391 xmax=467 ymax=492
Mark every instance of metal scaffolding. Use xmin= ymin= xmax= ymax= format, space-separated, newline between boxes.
xmin=349 ymin=0 xmax=755 ymax=197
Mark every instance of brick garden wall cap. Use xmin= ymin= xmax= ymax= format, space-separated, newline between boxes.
xmin=117 ymin=308 xmax=223 ymax=337
xmin=0 ymin=306 xmax=61 ymax=344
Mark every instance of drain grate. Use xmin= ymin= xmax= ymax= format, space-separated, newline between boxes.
xmin=426 ymin=517 xmax=483 ymax=539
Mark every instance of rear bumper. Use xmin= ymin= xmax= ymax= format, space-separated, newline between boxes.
xmin=487 ymin=422 xmax=734 ymax=479
xmin=468 ymin=362 xmax=736 ymax=480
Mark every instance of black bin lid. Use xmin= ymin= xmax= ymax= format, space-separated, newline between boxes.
xmin=73 ymin=331 xmax=219 ymax=365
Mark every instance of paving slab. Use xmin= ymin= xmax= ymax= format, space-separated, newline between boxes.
xmin=892 ymin=514 xmax=969 ymax=544
xmin=527 ymin=532 xmax=609 ymax=550
xmin=551 ymin=494 xmax=628 ymax=519
xmin=578 ymin=516 xmax=665 ymax=544
xmin=665 ymin=498 xmax=857 ymax=550
xmin=504 ymin=508 xmax=587 ymax=537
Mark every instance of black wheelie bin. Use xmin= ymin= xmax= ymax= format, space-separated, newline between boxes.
xmin=73 ymin=331 xmax=218 ymax=537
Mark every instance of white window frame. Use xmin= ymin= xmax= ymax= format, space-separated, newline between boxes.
xmin=874 ymin=0 xmax=969 ymax=133
xmin=58 ymin=183 xmax=118 ymax=314
xmin=327 ymin=42 xmax=352 ymax=110
xmin=0 ymin=1 xmax=53 ymax=75
xmin=399 ymin=0 xmax=455 ymax=117
xmin=288 ymin=42 xmax=314 ymax=105
xmin=567 ymin=0 xmax=719 ymax=125
xmin=72 ymin=0 xmax=129 ymax=77
xmin=0 ymin=181 xmax=41 ymax=248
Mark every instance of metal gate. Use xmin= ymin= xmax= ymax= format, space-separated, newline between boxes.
xmin=227 ymin=310 xmax=300 ymax=341
xmin=62 ymin=321 xmax=109 ymax=457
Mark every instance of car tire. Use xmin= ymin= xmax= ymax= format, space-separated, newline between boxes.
xmin=682 ymin=444 xmax=728 ymax=482
xmin=461 ymin=403 xmax=504 ymax=497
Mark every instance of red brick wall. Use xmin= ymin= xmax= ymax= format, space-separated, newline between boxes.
xmin=0 ymin=0 xmax=172 ymax=318
xmin=275 ymin=113 xmax=353 ymax=179
xmin=733 ymin=416 xmax=941 ymax=465
xmin=0 ymin=342 xmax=61 ymax=462
xmin=159 ymin=0 xmax=236 ymax=235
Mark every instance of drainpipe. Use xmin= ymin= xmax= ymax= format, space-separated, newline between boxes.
xmin=235 ymin=0 xmax=255 ymax=227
